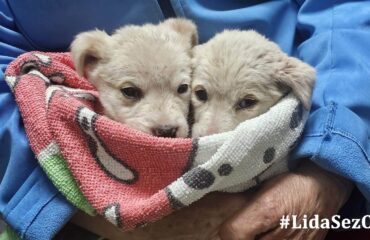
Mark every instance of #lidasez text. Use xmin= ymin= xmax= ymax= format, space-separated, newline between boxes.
xmin=280 ymin=214 xmax=370 ymax=230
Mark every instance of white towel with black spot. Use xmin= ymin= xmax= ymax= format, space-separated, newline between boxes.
xmin=166 ymin=93 xmax=307 ymax=208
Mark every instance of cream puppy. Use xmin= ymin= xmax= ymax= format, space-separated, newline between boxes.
xmin=71 ymin=19 xmax=197 ymax=138
xmin=70 ymin=30 xmax=316 ymax=240
xmin=191 ymin=30 xmax=315 ymax=137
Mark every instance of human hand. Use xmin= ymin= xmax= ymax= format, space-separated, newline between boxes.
xmin=215 ymin=161 xmax=353 ymax=240
xmin=71 ymin=192 xmax=250 ymax=240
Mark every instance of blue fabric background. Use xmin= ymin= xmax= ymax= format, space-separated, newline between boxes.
xmin=1 ymin=0 xmax=369 ymax=239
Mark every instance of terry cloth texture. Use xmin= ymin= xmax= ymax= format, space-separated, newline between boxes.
xmin=5 ymin=52 xmax=307 ymax=231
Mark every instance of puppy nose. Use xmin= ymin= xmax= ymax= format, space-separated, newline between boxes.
xmin=152 ymin=125 xmax=178 ymax=138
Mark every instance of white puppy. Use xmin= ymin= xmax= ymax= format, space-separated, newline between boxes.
xmin=71 ymin=19 xmax=197 ymax=138
xmin=191 ymin=30 xmax=315 ymax=137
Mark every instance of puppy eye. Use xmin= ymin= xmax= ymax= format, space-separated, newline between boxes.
xmin=195 ymin=89 xmax=208 ymax=102
xmin=121 ymin=87 xmax=143 ymax=100
xmin=236 ymin=98 xmax=258 ymax=110
xmin=177 ymin=84 xmax=188 ymax=94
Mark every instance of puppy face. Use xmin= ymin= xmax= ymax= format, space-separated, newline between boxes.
xmin=191 ymin=30 xmax=315 ymax=137
xmin=71 ymin=19 xmax=198 ymax=138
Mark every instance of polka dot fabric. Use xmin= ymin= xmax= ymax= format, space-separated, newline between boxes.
xmin=5 ymin=52 xmax=308 ymax=231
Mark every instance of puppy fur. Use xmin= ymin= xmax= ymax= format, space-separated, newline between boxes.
xmin=71 ymin=19 xmax=197 ymax=138
xmin=191 ymin=30 xmax=316 ymax=137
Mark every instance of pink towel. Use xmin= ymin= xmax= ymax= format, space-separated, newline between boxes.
xmin=5 ymin=52 xmax=195 ymax=230
xmin=5 ymin=52 xmax=306 ymax=231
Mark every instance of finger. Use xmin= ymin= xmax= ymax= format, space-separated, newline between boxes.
xmin=302 ymin=228 xmax=328 ymax=240
xmin=217 ymin=198 xmax=281 ymax=240
xmin=260 ymin=228 xmax=324 ymax=240
xmin=288 ymin=228 xmax=310 ymax=240
xmin=287 ymin=228 xmax=327 ymax=240
xmin=257 ymin=225 xmax=295 ymax=240
xmin=208 ymin=233 xmax=222 ymax=240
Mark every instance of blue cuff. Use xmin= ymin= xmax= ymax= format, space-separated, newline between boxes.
xmin=292 ymin=102 xmax=370 ymax=213
xmin=0 ymin=92 xmax=76 ymax=240
xmin=2 ymin=167 xmax=75 ymax=240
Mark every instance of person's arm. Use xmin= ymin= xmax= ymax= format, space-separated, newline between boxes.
xmin=1 ymin=1 xmax=168 ymax=238
xmin=215 ymin=1 xmax=370 ymax=239
xmin=0 ymin=1 xmax=76 ymax=239
xmin=292 ymin=0 xmax=370 ymax=199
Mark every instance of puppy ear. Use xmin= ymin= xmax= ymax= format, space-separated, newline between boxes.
xmin=276 ymin=57 xmax=316 ymax=109
xmin=162 ymin=18 xmax=198 ymax=47
xmin=70 ymin=30 xmax=111 ymax=78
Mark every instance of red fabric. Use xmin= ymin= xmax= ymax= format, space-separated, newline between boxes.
xmin=6 ymin=52 xmax=195 ymax=230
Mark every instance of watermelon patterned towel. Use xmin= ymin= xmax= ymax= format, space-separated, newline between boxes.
xmin=5 ymin=52 xmax=307 ymax=231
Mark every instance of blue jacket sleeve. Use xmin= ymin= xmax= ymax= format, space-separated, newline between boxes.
xmin=1 ymin=1 xmax=166 ymax=239
xmin=0 ymin=1 xmax=76 ymax=239
xmin=292 ymin=0 xmax=370 ymax=212
xmin=166 ymin=0 xmax=370 ymax=215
